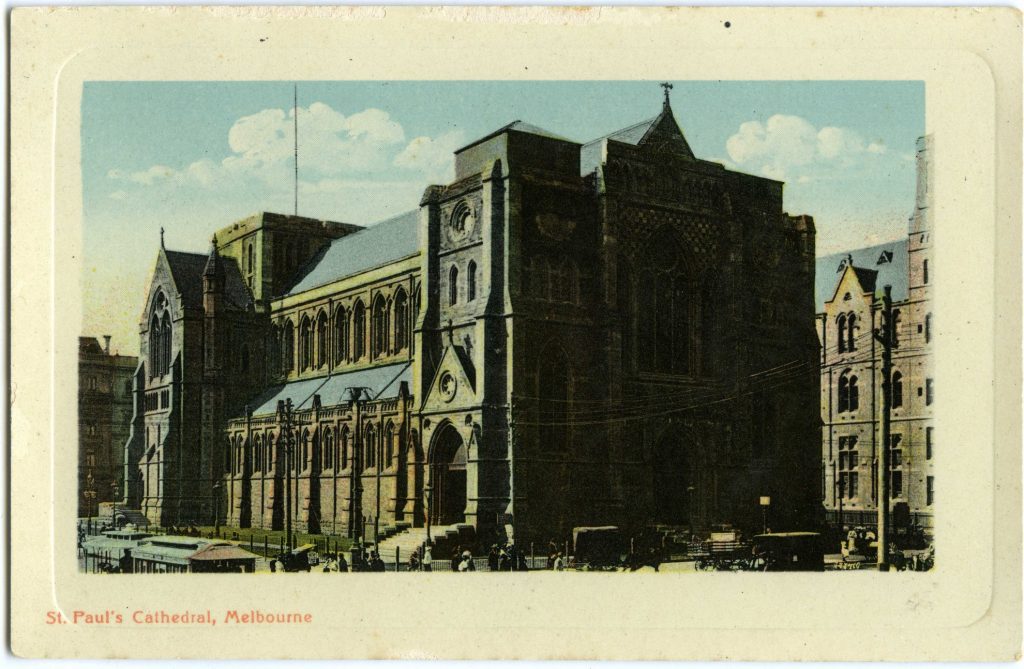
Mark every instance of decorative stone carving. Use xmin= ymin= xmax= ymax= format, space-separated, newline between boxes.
xmin=535 ymin=212 xmax=576 ymax=241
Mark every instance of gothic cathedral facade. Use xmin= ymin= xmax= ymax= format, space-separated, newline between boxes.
xmin=123 ymin=98 xmax=822 ymax=546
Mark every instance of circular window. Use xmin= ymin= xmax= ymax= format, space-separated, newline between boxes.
xmin=439 ymin=371 xmax=457 ymax=402
xmin=448 ymin=201 xmax=475 ymax=243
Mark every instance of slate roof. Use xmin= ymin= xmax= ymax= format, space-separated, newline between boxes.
xmin=164 ymin=251 xmax=209 ymax=308
xmin=246 ymin=361 xmax=413 ymax=416
xmin=163 ymin=249 xmax=251 ymax=310
xmin=815 ymin=238 xmax=909 ymax=309
xmin=455 ymin=120 xmax=570 ymax=155
xmin=284 ymin=210 xmax=420 ymax=297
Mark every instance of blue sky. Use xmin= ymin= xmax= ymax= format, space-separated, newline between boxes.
xmin=81 ymin=80 xmax=923 ymax=354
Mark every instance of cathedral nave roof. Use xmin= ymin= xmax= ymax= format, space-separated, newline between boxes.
xmin=283 ymin=209 xmax=420 ymax=297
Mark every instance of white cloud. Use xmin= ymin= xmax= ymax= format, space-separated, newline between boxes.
xmin=725 ymin=114 xmax=887 ymax=181
xmin=394 ymin=130 xmax=465 ymax=182
xmin=108 ymin=102 xmax=413 ymax=192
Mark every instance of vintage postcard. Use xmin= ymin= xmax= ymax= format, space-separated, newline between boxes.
xmin=9 ymin=6 xmax=1021 ymax=661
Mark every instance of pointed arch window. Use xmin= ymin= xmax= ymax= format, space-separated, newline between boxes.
xmin=269 ymin=325 xmax=281 ymax=374
xmin=537 ymin=346 xmax=572 ymax=452
xmin=323 ymin=429 xmax=334 ymax=470
xmin=892 ymin=371 xmax=904 ymax=408
xmin=353 ymin=301 xmax=366 ymax=360
xmin=334 ymin=307 xmax=349 ymax=363
xmin=149 ymin=292 xmax=173 ymax=378
xmin=364 ymin=424 xmax=376 ymax=470
xmin=837 ymin=313 xmax=847 ymax=353
xmin=384 ymin=423 xmax=396 ymax=468
xmin=449 ymin=265 xmax=459 ymax=305
xmin=316 ymin=311 xmax=328 ymax=368
xmin=838 ymin=369 xmax=859 ymax=413
xmin=891 ymin=309 xmax=901 ymax=348
xmin=247 ymin=243 xmax=254 ymax=273
xmin=283 ymin=320 xmax=295 ymax=372
xmin=467 ymin=261 xmax=477 ymax=301
xmin=340 ymin=427 xmax=350 ymax=470
xmin=393 ymin=289 xmax=409 ymax=352
xmin=300 ymin=429 xmax=310 ymax=472
xmin=846 ymin=313 xmax=857 ymax=352
xmin=299 ymin=316 xmax=313 ymax=370
xmin=636 ymin=229 xmax=693 ymax=374
xmin=372 ymin=296 xmax=388 ymax=358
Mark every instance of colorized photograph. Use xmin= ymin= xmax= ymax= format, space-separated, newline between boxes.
xmin=77 ymin=80 xmax=933 ymax=575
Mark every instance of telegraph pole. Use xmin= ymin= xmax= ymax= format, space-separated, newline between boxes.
xmin=873 ymin=285 xmax=894 ymax=571
xmin=282 ymin=398 xmax=294 ymax=551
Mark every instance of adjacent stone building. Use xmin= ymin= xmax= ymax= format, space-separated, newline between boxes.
xmin=816 ymin=135 xmax=934 ymax=536
xmin=78 ymin=336 xmax=137 ymax=517
xmin=124 ymin=93 xmax=822 ymax=547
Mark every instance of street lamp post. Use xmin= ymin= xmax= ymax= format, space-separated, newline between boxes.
xmin=759 ymin=495 xmax=771 ymax=534
xmin=111 ymin=482 xmax=120 ymax=529
xmin=424 ymin=482 xmax=433 ymax=544
xmin=284 ymin=398 xmax=294 ymax=551
xmin=212 ymin=482 xmax=222 ymax=538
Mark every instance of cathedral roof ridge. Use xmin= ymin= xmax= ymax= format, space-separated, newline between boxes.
xmin=455 ymin=119 xmax=574 ymax=155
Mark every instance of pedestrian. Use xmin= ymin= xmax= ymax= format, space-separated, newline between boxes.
xmin=461 ymin=550 xmax=475 ymax=572
xmin=553 ymin=551 xmax=565 ymax=571
xmin=408 ymin=551 xmax=420 ymax=572
xmin=488 ymin=544 xmax=500 ymax=572
xmin=337 ymin=553 xmax=349 ymax=573
xmin=422 ymin=544 xmax=433 ymax=572
xmin=498 ymin=547 xmax=511 ymax=572
xmin=451 ymin=548 xmax=461 ymax=572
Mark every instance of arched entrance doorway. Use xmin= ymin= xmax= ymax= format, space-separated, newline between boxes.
xmin=652 ymin=431 xmax=693 ymax=526
xmin=429 ymin=424 xmax=466 ymax=526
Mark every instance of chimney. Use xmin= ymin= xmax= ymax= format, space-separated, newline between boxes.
xmin=103 ymin=335 xmax=111 ymax=354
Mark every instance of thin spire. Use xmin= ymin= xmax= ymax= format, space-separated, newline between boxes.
xmin=293 ymin=84 xmax=299 ymax=217
xmin=660 ymin=82 xmax=674 ymax=110
xmin=160 ymin=226 xmax=165 ymax=249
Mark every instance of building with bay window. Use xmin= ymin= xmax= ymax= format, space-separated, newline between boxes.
xmin=816 ymin=135 xmax=934 ymax=537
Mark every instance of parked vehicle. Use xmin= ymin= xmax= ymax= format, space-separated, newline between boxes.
xmin=275 ymin=544 xmax=315 ymax=572
xmin=750 ymin=532 xmax=825 ymax=572
xmin=571 ymin=526 xmax=626 ymax=570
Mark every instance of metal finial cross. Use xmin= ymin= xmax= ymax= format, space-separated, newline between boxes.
xmin=160 ymin=226 xmax=165 ymax=249
xmin=660 ymin=82 xmax=674 ymax=108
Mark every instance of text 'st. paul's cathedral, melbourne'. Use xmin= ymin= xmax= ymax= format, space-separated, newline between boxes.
xmin=123 ymin=93 xmax=821 ymax=549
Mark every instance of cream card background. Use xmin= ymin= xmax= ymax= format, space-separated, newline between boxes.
xmin=9 ymin=6 xmax=1021 ymax=660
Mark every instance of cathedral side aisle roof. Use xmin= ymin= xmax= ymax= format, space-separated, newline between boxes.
xmin=815 ymin=238 xmax=909 ymax=309
xmin=246 ymin=361 xmax=413 ymax=416
xmin=284 ymin=209 xmax=420 ymax=297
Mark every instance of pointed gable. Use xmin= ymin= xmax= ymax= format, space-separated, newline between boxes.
xmin=580 ymin=102 xmax=696 ymax=175
xmin=633 ymin=106 xmax=696 ymax=158
xmin=160 ymin=248 xmax=251 ymax=311
xmin=163 ymin=250 xmax=208 ymax=308
xmin=422 ymin=344 xmax=477 ymax=412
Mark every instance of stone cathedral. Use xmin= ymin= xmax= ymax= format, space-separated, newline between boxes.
xmin=122 ymin=94 xmax=821 ymax=549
